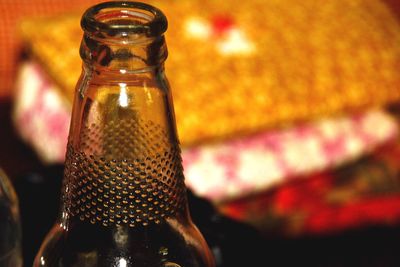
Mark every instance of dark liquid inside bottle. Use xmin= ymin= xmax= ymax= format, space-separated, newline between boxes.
xmin=39 ymin=220 xmax=207 ymax=267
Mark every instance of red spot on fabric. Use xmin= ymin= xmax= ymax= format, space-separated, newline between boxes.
xmin=211 ymin=15 xmax=235 ymax=37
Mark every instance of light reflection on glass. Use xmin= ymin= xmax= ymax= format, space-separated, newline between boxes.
xmin=117 ymin=257 xmax=127 ymax=267
xmin=119 ymin=83 xmax=129 ymax=107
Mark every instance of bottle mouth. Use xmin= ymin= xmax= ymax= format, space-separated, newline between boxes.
xmin=81 ymin=1 xmax=168 ymax=39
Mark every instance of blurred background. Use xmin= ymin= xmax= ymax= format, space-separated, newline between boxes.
xmin=1 ymin=0 xmax=400 ymax=266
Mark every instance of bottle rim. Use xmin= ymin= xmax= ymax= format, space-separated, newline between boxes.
xmin=81 ymin=1 xmax=168 ymax=38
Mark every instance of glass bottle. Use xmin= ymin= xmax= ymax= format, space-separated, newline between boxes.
xmin=0 ymin=168 xmax=22 ymax=267
xmin=33 ymin=1 xmax=215 ymax=266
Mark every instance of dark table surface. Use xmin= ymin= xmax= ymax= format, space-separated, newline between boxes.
xmin=1 ymin=98 xmax=400 ymax=267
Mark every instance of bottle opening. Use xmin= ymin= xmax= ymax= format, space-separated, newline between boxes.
xmin=81 ymin=1 xmax=168 ymax=39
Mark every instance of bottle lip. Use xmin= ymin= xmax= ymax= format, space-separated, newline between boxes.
xmin=81 ymin=1 xmax=168 ymax=38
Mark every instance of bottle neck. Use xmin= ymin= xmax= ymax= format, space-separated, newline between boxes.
xmin=58 ymin=0 xmax=189 ymax=230
xmin=61 ymin=40 xmax=186 ymax=229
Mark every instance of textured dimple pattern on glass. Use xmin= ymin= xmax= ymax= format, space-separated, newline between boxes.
xmin=62 ymin=118 xmax=186 ymax=227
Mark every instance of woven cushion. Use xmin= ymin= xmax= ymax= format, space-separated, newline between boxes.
xmin=13 ymin=61 xmax=399 ymax=201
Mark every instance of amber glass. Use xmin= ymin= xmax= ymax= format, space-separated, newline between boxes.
xmin=33 ymin=2 xmax=215 ymax=266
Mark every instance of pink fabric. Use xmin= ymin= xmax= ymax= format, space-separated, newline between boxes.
xmin=183 ymin=111 xmax=399 ymax=201
xmin=13 ymin=62 xmax=70 ymax=163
